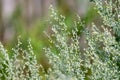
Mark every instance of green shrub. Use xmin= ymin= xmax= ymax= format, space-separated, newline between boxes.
xmin=0 ymin=38 xmax=41 ymax=80
xmin=44 ymin=5 xmax=120 ymax=79
xmin=0 ymin=0 xmax=120 ymax=80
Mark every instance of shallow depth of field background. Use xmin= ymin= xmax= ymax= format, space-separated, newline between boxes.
xmin=0 ymin=0 xmax=98 ymax=68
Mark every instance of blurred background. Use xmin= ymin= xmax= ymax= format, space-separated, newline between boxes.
xmin=0 ymin=0 xmax=98 ymax=68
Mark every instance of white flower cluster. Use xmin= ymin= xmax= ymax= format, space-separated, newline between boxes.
xmin=0 ymin=38 xmax=41 ymax=80
xmin=44 ymin=3 xmax=120 ymax=80
xmin=94 ymin=0 xmax=120 ymax=38
xmin=0 ymin=0 xmax=120 ymax=80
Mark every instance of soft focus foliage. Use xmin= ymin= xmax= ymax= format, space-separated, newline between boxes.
xmin=44 ymin=5 xmax=120 ymax=79
xmin=0 ymin=38 xmax=41 ymax=80
xmin=94 ymin=0 xmax=120 ymax=41
xmin=0 ymin=0 xmax=120 ymax=80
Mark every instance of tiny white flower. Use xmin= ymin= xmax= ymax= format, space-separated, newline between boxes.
xmin=118 ymin=14 xmax=120 ymax=18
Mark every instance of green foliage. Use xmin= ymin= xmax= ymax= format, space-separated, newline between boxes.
xmin=94 ymin=0 xmax=120 ymax=41
xmin=44 ymin=6 xmax=120 ymax=79
xmin=0 ymin=0 xmax=120 ymax=80
xmin=0 ymin=39 xmax=41 ymax=80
